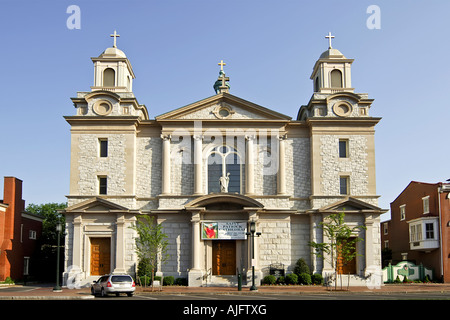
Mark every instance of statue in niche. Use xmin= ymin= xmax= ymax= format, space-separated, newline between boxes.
xmin=219 ymin=172 xmax=230 ymax=193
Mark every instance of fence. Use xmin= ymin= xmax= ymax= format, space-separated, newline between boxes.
xmin=382 ymin=261 xmax=433 ymax=283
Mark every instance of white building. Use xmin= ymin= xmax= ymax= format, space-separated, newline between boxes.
xmin=62 ymin=33 xmax=386 ymax=287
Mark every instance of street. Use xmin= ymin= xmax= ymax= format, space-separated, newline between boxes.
xmin=92 ymin=291 xmax=450 ymax=300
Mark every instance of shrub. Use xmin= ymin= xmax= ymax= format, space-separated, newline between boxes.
xmin=4 ymin=277 xmax=14 ymax=284
xmin=137 ymin=275 xmax=154 ymax=286
xmin=285 ymin=273 xmax=298 ymax=285
xmin=293 ymin=258 xmax=310 ymax=275
xmin=137 ymin=258 xmax=152 ymax=278
xmin=311 ymin=273 xmax=323 ymax=285
xmin=262 ymin=275 xmax=277 ymax=285
xmin=175 ymin=277 xmax=188 ymax=286
xmin=163 ymin=276 xmax=175 ymax=286
xmin=298 ymin=273 xmax=312 ymax=285
xmin=276 ymin=276 xmax=285 ymax=285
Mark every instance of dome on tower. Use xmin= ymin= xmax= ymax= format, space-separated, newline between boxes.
xmin=319 ymin=48 xmax=346 ymax=59
xmin=98 ymin=46 xmax=127 ymax=58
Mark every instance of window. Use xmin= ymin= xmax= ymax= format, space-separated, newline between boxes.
xmin=314 ymin=77 xmax=319 ymax=92
xmin=422 ymin=196 xmax=430 ymax=214
xmin=330 ymin=69 xmax=343 ymax=88
xmin=98 ymin=176 xmax=107 ymax=195
xmin=410 ymin=224 xmax=422 ymax=242
xmin=400 ymin=205 xmax=406 ymax=221
xmin=383 ymin=222 xmax=388 ymax=235
xmin=425 ymin=223 xmax=435 ymax=239
xmin=99 ymin=139 xmax=108 ymax=157
xmin=339 ymin=139 xmax=348 ymax=158
xmin=207 ymin=145 xmax=243 ymax=194
xmin=103 ymin=68 xmax=115 ymax=87
xmin=29 ymin=230 xmax=37 ymax=240
xmin=339 ymin=176 xmax=349 ymax=195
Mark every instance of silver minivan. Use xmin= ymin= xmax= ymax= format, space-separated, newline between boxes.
xmin=91 ymin=274 xmax=136 ymax=297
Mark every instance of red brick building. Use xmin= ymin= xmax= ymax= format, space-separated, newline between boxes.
xmin=381 ymin=181 xmax=450 ymax=282
xmin=0 ymin=177 xmax=43 ymax=281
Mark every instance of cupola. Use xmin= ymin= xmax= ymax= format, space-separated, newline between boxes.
xmin=310 ymin=32 xmax=354 ymax=94
xmin=90 ymin=30 xmax=135 ymax=93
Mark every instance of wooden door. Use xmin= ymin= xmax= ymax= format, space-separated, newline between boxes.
xmin=90 ymin=238 xmax=111 ymax=276
xmin=212 ymin=241 xmax=236 ymax=275
xmin=337 ymin=238 xmax=357 ymax=275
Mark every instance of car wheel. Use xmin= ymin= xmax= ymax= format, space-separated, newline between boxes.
xmin=127 ymin=293 xmax=133 ymax=297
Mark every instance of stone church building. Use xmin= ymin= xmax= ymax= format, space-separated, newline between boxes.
xmin=62 ymin=32 xmax=386 ymax=287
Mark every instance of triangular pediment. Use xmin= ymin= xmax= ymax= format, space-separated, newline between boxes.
xmin=318 ymin=197 xmax=386 ymax=213
xmin=156 ymin=92 xmax=291 ymax=121
xmin=64 ymin=197 xmax=130 ymax=213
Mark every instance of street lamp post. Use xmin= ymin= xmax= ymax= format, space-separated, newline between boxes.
xmin=53 ymin=221 xmax=62 ymax=292
xmin=246 ymin=221 xmax=261 ymax=291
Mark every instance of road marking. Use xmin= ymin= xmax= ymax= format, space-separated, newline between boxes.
xmin=136 ymin=295 xmax=158 ymax=300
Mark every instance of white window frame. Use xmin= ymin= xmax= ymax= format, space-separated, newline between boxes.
xmin=400 ymin=204 xmax=406 ymax=221
xmin=29 ymin=230 xmax=37 ymax=240
xmin=422 ymin=196 xmax=430 ymax=214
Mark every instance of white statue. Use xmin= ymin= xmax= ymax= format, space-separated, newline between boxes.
xmin=219 ymin=172 xmax=230 ymax=193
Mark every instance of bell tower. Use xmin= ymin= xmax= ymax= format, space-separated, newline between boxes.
xmin=90 ymin=30 xmax=135 ymax=93
xmin=310 ymin=32 xmax=354 ymax=94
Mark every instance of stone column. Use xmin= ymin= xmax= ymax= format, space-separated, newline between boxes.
xmin=114 ymin=213 xmax=126 ymax=274
xmin=193 ymin=135 xmax=203 ymax=195
xmin=188 ymin=210 xmax=204 ymax=286
xmin=72 ymin=214 xmax=83 ymax=272
xmin=161 ymin=134 xmax=171 ymax=195
xmin=364 ymin=214 xmax=378 ymax=275
xmin=245 ymin=135 xmax=255 ymax=195
xmin=277 ymin=134 xmax=287 ymax=195
xmin=64 ymin=213 xmax=85 ymax=286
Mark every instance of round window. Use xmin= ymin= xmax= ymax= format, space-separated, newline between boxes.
xmin=93 ymin=100 xmax=113 ymax=116
xmin=333 ymin=102 xmax=352 ymax=117
xmin=218 ymin=108 xmax=230 ymax=118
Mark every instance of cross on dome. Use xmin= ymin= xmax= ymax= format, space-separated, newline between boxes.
xmin=110 ymin=30 xmax=120 ymax=48
xmin=218 ymin=60 xmax=226 ymax=71
xmin=325 ymin=32 xmax=335 ymax=49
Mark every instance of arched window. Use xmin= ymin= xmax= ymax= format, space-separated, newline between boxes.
xmin=330 ymin=69 xmax=343 ymax=88
xmin=103 ymin=68 xmax=115 ymax=87
xmin=207 ymin=145 xmax=243 ymax=194
xmin=314 ymin=77 xmax=320 ymax=92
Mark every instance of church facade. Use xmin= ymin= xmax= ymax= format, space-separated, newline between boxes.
xmin=62 ymin=33 xmax=386 ymax=287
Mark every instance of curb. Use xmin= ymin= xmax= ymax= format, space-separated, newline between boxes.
xmin=0 ymin=295 xmax=95 ymax=300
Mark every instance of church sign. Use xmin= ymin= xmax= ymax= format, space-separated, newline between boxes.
xmin=201 ymin=221 xmax=247 ymax=240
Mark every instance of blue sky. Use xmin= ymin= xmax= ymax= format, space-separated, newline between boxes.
xmin=0 ymin=0 xmax=449 ymax=221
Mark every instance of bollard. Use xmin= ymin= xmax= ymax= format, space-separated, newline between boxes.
xmin=238 ymin=272 xmax=242 ymax=291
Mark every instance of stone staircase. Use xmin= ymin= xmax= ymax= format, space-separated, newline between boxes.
xmin=205 ymin=275 xmax=241 ymax=287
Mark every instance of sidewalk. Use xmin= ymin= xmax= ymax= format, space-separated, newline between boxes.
xmin=1 ymin=283 xmax=450 ymax=299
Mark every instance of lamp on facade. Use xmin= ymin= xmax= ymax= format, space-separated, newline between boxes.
xmin=53 ymin=221 xmax=62 ymax=292
xmin=246 ymin=221 xmax=261 ymax=291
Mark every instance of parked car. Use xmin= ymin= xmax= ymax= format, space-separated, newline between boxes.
xmin=91 ymin=274 xmax=135 ymax=297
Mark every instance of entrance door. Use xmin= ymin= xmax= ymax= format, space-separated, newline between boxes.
xmin=212 ymin=240 xmax=236 ymax=275
xmin=337 ymin=237 xmax=357 ymax=275
xmin=90 ymin=238 xmax=111 ymax=276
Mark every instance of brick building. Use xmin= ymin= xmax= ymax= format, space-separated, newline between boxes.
xmin=0 ymin=177 xmax=43 ymax=281
xmin=62 ymin=33 xmax=386 ymax=286
xmin=381 ymin=181 xmax=450 ymax=282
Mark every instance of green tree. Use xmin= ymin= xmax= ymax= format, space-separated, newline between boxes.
xmin=26 ymin=202 xmax=67 ymax=281
xmin=26 ymin=203 xmax=67 ymax=244
xmin=308 ymin=212 xmax=366 ymax=290
xmin=130 ymin=215 xmax=169 ymax=291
